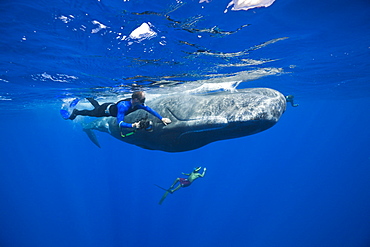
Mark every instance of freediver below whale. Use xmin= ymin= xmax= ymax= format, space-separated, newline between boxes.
xmin=80 ymin=88 xmax=287 ymax=152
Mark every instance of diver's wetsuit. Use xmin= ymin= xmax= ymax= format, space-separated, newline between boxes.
xmin=70 ymin=98 xmax=163 ymax=128
xmin=70 ymin=98 xmax=114 ymax=119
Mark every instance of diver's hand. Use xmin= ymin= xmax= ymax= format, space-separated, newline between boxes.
xmin=161 ymin=118 xmax=171 ymax=125
xmin=203 ymin=167 xmax=207 ymax=172
xmin=132 ymin=122 xmax=141 ymax=129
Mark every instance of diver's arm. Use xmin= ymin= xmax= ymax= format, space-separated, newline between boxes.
xmin=117 ymin=102 xmax=136 ymax=128
xmin=139 ymin=105 xmax=171 ymax=125
xmin=139 ymin=104 xmax=162 ymax=119
xmin=117 ymin=114 xmax=134 ymax=128
xmin=200 ymin=167 xmax=207 ymax=177
xmin=119 ymin=121 xmax=139 ymax=128
xmin=182 ymin=172 xmax=191 ymax=176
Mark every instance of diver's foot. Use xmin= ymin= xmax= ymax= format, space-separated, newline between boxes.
xmin=69 ymin=109 xmax=77 ymax=120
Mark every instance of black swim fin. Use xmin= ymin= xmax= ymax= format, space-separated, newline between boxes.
xmin=159 ymin=191 xmax=169 ymax=205
xmin=154 ymin=184 xmax=171 ymax=192
xmin=155 ymin=184 xmax=172 ymax=205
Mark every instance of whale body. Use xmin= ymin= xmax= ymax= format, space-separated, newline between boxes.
xmin=81 ymin=88 xmax=286 ymax=152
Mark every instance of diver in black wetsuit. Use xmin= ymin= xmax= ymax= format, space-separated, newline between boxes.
xmin=285 ymin=95 xmax=299 ymax=107
xmin=65 ymin=91 xmax=171 ymax=129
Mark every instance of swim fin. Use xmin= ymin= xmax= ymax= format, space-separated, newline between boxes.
xmin=60 ymin=98 xmax=80 ymax=120
xmin=159 ymin=191 xmax=169 ymax=205
xmin=155 ymin=184 xmax=171 ymax=192
xmin=60 ymin=109 xmax=71 ymax=120
xmin=155 ymin=184 xmax=172 ymax=205
xmin=69 ymin=98 xmax=80 ymax=108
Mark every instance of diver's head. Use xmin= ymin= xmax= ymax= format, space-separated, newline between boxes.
xmin=131 ymin=91 xmax=146 ymax=105
xmin=193 ymin=167 xmax=201 ymax=172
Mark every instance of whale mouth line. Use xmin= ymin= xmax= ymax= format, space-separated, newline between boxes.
xmin=166 ymin=108 xmax=197 ymax=121
xmin=167 ymin=108 xmax=228 ymax=122
xmin=167 ymin=107 xmax=229 ymax=124
xmin=166 ymin=107 xmax=229 ymax=139
xmin=178 ymin=128 xmax=223 ymax=138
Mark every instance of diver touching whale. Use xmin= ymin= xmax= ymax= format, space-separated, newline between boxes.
xmin=61 ymin=91 xmax=171 ymax=127
xmin=75 ymin=88 xmax=287 ymax=152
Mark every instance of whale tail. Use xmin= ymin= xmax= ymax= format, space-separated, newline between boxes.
xmin=83 ymin=127 xmax=101 ymax=148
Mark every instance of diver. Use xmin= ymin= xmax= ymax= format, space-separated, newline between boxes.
xmin=61 ymin=91 xmax=172 ymax=129
xmin=285 ymin=95 xmax=299 ymax=107
xmin=156 ymin=167 xmax=207 ymax=205
xmin=168 ymin=166 xmax=207 ymax=193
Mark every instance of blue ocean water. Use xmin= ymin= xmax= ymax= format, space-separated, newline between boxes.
xmin=1 ymin=0 xmax=370 ymax=246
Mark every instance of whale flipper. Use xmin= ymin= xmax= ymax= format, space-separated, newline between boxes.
xmin=81 ymin=118 xmax=112 ymax=148
xmin=83 ymin=128 xmax=101 ymax=148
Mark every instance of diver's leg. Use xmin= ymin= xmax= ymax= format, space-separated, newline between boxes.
xmin=69 ymin=103 xmax=110 ymax=120
xmin=170 ymin=185 xmax=181 ymax=193
xmin=69 ymin=109 xmax=94 ymax=120
xmin=169 ymin=178 xmax=180 ymax=189
xmin=68 ymin=98 xmax=98 ymax=120
xmin=87 ymin=98 xmax=101 ymax=108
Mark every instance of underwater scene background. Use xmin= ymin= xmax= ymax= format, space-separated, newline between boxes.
xmin=0 ymin=0 xmax=370 ymax=246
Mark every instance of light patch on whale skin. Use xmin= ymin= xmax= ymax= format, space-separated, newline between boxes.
xmin=105 ymin=122 xmax=111 ymax=134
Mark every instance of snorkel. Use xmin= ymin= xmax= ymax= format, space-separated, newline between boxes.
xmin=193 ymin=167 xmax=202 ymax=173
